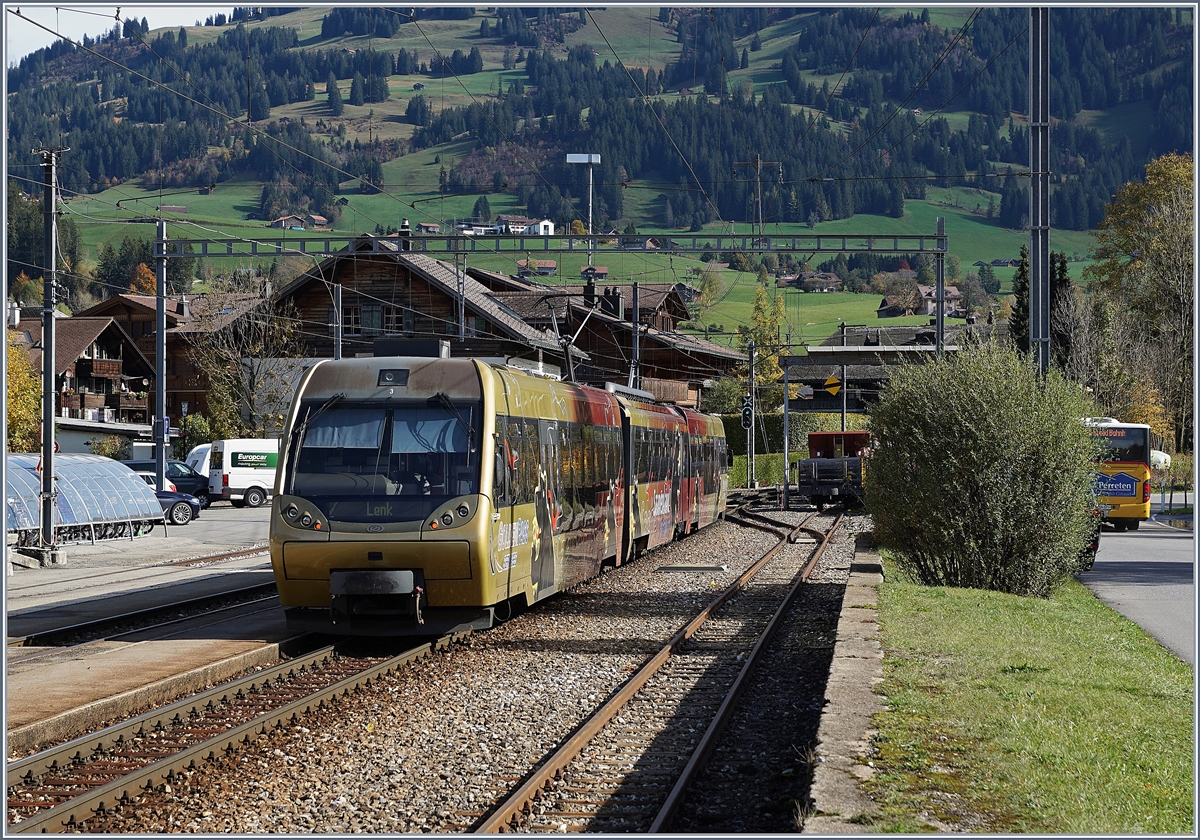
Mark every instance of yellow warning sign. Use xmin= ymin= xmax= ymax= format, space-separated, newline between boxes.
xmin=824 ymin=375 xmax=841 ymax=396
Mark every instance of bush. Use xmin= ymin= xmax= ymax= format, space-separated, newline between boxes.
xmin=89 ymin=435 xmax=129 ymax=460
xmin=173 ymin=413 xmax=212 ymax=460
xmin=865 ymin=342 xmax=1097 ymax=596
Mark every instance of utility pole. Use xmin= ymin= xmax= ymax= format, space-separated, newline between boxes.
xmin=155 ymin=220 xmax=168 ymax=492
xmin=567 ymin=153 xmax=600 ymax=266
xmin=735 ymin=153 xmax=780 ymax=239
xmin=748 ymin=339 xmax=756 ymax=488
xmin=935 ymin=216 xmax=946 ymax=356
xmin=333 ymin=284 xmax=343 ymax=360
xmin=1029 ymin=8 xmax=1052 ymax=374
xmin=840 ymin=322 xmax=847 ymax=432
xmin=628 ymin=281 xmax=641 ymax=390
xmin=456 ymin=253 xmax=466 ymax=340
xmin=35 ymin=146 xmax=67 ymax=563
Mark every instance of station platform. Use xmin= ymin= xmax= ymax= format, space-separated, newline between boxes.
xmin=5 ymin=525 xmax=299 ymax=756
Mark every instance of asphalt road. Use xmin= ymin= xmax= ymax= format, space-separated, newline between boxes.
xmin=1079 ymin=519 xmax=1195 ymax=666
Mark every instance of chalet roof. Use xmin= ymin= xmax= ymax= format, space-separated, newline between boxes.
xmin=793 ymin=321 xmax=1010 ymax=384
xmin=567 ymin=299 xmax=745 ymax=363
xmin=465 ymin=267 xmax=548 ymax=293
xmin=918 ymin=284 xmax=962 ymax=300
xmin=396 ymin=252 xmax=560 ymax=352
xmin=77 ymin=293 xmax=263 ymax=334
xmin=489 ymin=291 xmax=571 ymax=324
xmin=276 ymin=240 xmax=560 ymax=353
xmin=16 ymin=317 xmax=154 ymax=378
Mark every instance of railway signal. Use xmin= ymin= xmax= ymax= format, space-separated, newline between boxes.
xmin=741 ymin=394 xmax=753 ymax=429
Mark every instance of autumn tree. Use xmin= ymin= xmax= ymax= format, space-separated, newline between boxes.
xmin=6 ymin=330 xmax=41 ymax=452
xmin=1085 ymin=152 xmax=1193 ymax=450
xmin=696 ymin=263 xmax=725 ymax=307
xmin=130 ymin=262 xmax=157 ymax=294
xmin=738 ymin=285 xmax=786 ymax=398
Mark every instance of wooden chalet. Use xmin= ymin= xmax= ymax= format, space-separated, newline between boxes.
xmin=77 ymin=292 xmax=262 ymax=425
xmin=471 ymin=269 xmax=745 ymax=406
xmin=273 ymin=238 xmax=566 ymax=368
xmin=12 ymin=315 xmax=155 ymax=424
xmin=789 ymin=321 xmax=1010 ymax=411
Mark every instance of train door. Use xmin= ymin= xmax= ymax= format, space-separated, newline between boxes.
xmin=533 ymin=420 xmax=561 ymax=595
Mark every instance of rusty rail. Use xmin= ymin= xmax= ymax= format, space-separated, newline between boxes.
xmin=474 ymin=510 xmax=829 ymax=833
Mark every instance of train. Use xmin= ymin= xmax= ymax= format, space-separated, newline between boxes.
xmin=269 ymin=356 xmax=730 ymax=636
xmin=792 ymin=430 xmax=871 ymax=510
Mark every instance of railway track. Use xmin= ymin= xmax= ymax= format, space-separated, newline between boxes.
xmin=6 ymin=509 xmax=860 ymax=833
xmin=7 ymin=582 xmax=279 ymax=652
xmin=471 ymin=508 xmax=843 ymax=833
xmin=5 ymin=636 xmax=463 ymax=833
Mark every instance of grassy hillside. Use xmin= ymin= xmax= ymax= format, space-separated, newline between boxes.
xmin=56 ymin=6 xmax=1106 ymax=343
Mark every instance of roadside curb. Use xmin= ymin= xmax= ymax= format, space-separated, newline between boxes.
xmin=803 ymin=534 xmax=886 ymax=834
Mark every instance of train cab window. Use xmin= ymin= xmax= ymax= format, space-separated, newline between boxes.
xmin=287 ymin=400 xmax=481 ymax=522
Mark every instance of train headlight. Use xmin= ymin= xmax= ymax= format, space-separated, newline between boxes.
xmin=285 ymin=505 xmax=298 ymax=519
xmin=441 ymin=513 xmax=454 ymax=526
xmin=300 ymin=513 xmax=313 ymax=527
xmin=457 ymin=504 xmax=470 ymax=518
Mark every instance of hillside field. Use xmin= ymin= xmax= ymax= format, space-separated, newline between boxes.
xmin=54 ymin=6 xmax=1106 ymax=349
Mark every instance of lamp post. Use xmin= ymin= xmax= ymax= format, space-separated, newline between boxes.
xmin=567 ymin=153 xmax=600 ymax=266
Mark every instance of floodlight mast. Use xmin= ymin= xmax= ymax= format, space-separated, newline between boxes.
xmin=567 ymin=153 xmax=600 ymax=266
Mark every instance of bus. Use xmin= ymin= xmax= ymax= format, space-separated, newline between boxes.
xmin=1084 ymin=418 xmax=1151 ymax=531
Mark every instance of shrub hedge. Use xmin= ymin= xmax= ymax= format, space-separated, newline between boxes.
xmin=864 ymin=342 xmax=1097 ymax=597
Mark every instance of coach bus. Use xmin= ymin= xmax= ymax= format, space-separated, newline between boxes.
xmin=1085 ymin=417 xmax=1152 ymax=531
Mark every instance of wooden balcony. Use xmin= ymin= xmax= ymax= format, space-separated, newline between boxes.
xmin=106 ymin=393 xmax=148 ymax=411
xmin=60 ymin=393 xmax=108 ymax=411
xmin=75 ymin=358 xmax=122 ymax=379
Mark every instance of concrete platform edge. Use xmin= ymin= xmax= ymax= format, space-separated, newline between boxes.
xmin=8 ymin=642 xmax=288 ymax=756
xmin=802 ymin=534 xmax=886 ymax=834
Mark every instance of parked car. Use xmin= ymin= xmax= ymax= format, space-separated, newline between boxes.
xmin=136 ymin=473 xmax=202 ymax=525
xmin=123 ymin=459 xmax=211 ymax=508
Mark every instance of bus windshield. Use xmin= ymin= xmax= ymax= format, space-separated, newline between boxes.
xmin=1090 ymin=426 xmax=1149 ymax=465
xmin=286 ymin=400 xmax=481 ymax=522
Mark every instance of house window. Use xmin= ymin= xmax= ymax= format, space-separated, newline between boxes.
xmin=382 ymin=305 xmax=402 ymax=334
xmin=342 ymin=305 xmax=362 ymax=335
xmin=362 ymin=305 xmax=382 ymax=336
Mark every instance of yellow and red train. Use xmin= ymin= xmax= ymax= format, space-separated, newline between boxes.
xmin=269 ymin=356 xmax=729 ymax=635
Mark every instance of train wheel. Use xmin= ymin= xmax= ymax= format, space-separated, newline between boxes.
xmin=814 ymin=500 xmax=825 ymax=512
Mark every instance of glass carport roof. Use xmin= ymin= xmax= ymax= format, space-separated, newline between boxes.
xmin=6 ymin=454 xmax=164 ymax=544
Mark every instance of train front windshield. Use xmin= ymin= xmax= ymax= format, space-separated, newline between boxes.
xmin=286 ymin=400 xmax=481 ymax=523
xmin=1091 ymin=426 xmax=1149 ymax=465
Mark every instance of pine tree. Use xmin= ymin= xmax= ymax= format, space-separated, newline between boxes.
xmin=1009 ymin=244 xmax=1030 ymax=353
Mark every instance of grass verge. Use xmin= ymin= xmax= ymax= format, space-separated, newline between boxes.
xmin=867 ymin=562 xmax=1194 ymax=833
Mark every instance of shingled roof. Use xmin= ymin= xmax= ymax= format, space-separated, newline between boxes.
xmin=16 ymin=317 xmax=154 ymax=378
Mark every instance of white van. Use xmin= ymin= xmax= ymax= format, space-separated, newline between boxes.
xmin=185 ymin=443 xmax=212 ymax=476
xmin=208 ymin=438 xmax=280 ymax=508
